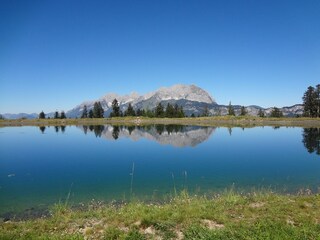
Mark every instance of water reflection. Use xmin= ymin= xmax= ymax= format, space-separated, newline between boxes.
xmin=79 ymin=124 xmax=215 ymax=147
xmin=39 ymin=125 xmax=320 ymax=154
xmin=302 ymin=128 xmax=320 ymax=155
xmin=112 ymin=126 xmax=119 ymax=140
xmin=39 ymin=126 xmax=46 ymax=134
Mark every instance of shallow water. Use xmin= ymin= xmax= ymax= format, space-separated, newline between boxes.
xmin=0 ymin=125 xmax=319 ymax=215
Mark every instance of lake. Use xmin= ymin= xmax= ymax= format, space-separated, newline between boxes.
xmin=0 ymin=125 xmax=319 ymax=216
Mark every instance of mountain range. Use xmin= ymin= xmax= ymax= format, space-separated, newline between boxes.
xmin=1 ymin=84 xmax=303 ymax=119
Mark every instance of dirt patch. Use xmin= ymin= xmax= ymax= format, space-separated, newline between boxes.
xmin=249 ymin=202 xmax=265 ymax=208
xmin=201 ymin=219 xmax=224 ymax=229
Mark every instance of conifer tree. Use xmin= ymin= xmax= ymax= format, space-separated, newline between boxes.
xmin=60 ymin=111 xmax=66 ymax=119
xmin=258 ymin=109 xmax=265 ymax=118
xmin=125 ymin=103 xmax=135 ymax=116
xmin=240 ymin=106 xmax=247 ymax=116
xmin=302 ymin=86 xmax=317 ymax=117
xmin=165 ymin=103 xmax=174 ymax=118
xmin=88 ymin=109 xmax=94 ymax=118
xmin=92 ymin=102 xmax=104 ymax=118
xmin=155 ymin=103 xmax=164 ymax=117
xmin=110 ymin=99 xmax=120 ymax=117
xmin=93 ymin=102 xmax=100 ymax=118
xmin=39 ymin=111 xmax=45 ymax=119
xmin=178 ymin=106 xmax=185 ymax=118
xmin=136 ymin=108 xmax=143 ymax=116
xmin=81 ymin=105 xmax=88 ymax=118
xmin=270 ymin=107 xmax=283 ymax=118
xmin=98 ymin=102 xmax=104 ymax=118
xmin=228 ymin=102 xmax=235 ymax=116
xmin=54 ymin=111 xmax=60 ymax=119
xmin=316 ymin=84 xmax=320 ymax=117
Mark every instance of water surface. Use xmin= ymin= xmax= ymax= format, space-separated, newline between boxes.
xmin=0 ymin=125 xmax=319 ymax=215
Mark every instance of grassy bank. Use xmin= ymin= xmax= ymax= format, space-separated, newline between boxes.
xmin=1 ymin=116 xmax=320 ymax=127
xmin=1 ymin=190 xmax=320 ymax=239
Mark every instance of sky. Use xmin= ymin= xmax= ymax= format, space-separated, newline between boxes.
xmin=0 ymin=0 xmax=319 ymax=113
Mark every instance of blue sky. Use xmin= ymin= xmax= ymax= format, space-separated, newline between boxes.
xmin=1 ymin=0 xmax=319 ymax=113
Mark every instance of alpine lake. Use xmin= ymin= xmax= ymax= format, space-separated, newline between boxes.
xmin=0 ymin=124 xmax=319 ymax=218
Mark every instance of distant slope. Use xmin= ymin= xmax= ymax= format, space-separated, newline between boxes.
xmin=67 ymin=84 xmax=216 ymax=118
xmin=2 ymin=84 xmax=304 ymax=118
xmin=1 ymin=113 xmax=38 ymax=119
xmin=67 ymin=84 xmax=303 ymax=118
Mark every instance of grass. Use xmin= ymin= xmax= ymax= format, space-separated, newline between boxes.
xmin=1 ymin=116 xmax=320 ymax=128
xmin=1 ymin=190 xmax=320 ymax=239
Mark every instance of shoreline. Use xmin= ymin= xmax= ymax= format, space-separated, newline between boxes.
xmin=1 ymin=190 xmax=319 ymax=239
xmin=1 ymin=116 xmax=320 ymax=127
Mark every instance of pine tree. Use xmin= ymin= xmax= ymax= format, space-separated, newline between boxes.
xmin=60 ymin=111 xmax=66 ymax=119
xmin=88 ymin=109 xmax=94 ymax=118
xmin=125 ymin=103 xmax=135 ymax=116
xmin=155 ymin=103 xmax=164 ymax=117
xmin=93 ymin=102 xmax=100 ymax=118
xmin=136 ymin=108 xmax=143 ymax=116
xmin=228 ymin=102 xmax=235 ymax=116
xmin=54 ymin=111 xmax=60 ymax=119
xmin=98 ymin=102 xmax=104 ymax=118
xmin=240 ymin=106 xmax=247 ymax=116
xmin=39 ymin=111 xmax=45 ymax=119
xmin=258 ymin=109 xmax=265 ymax=118
xmin=165 ymin=103 xmax=175 ymax=118
xmin=178 ymin=106 xmax=185 ymax=118
xmin=144 ymin=109 xmax=154 ymax=118
xmin=270 ymin=107 xmax=283 ymax=118
xmin=110 ymin=99 xmax=120 ymax=117
xmin=81 ymin=105 xmax=88 ymax=118
xmin=316 ymin=84 xmax=320 ymax=117
xmin=302 ymin=86 xmax=317 ymax=117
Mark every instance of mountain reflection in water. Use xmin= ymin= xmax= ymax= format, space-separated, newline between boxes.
xmin=78 ymin=125 xmax=215 ymax=147
xmin=39 ymin=125 xmax=320 ymax=154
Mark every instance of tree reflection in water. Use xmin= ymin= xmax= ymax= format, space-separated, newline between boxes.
xmin=302 ymin=128 xmax=320 ymax=155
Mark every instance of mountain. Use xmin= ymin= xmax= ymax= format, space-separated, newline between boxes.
xmin=1 ymin=113 xmax=38 ymax=119
xmin=1 ymin=84 xmax=303 ymax=118
xmin=208 ymin=104 xmax=304 ymax=117
xmin=67 ymin=84 xmax=216 ymax=118
xmin=67 ymin=84 xmax=303 ymax=118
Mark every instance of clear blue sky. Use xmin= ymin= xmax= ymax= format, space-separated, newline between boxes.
xmin=1 ymin=0 xmax=319 ymax=113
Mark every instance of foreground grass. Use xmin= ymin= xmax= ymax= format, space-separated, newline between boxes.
xmin=1 ymin=116 xmax=320 ymax=127
xmin=1 ymin=191 xmax=320 ymax=239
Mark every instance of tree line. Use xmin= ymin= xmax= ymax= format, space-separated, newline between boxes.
xmin=37 ymin=84 xmax=320 ymax=119
xmin=227 ymin=102 xmax=282 ymax=118
xmin=81 ymin=102 xmax=104 ymax=118
xmin=39 ymin=111 xmax=66 ymax=119
xmin=81 ymin=99 xmax=185 ymax=118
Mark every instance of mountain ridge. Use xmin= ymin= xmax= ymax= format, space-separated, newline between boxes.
xmin=1 ymin=84 xmax=303 ymax=118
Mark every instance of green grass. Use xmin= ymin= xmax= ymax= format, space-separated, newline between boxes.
xmin=0 ymin=116 xmax=320 ymax=128
xmin=1 ymin=190 xmax=320 ymax=239
xmin=1 ymin=116 xmax=320 ymax=127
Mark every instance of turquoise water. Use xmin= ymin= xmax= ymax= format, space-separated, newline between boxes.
xmin=0 ymin=125 xmax=319 ymax=215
